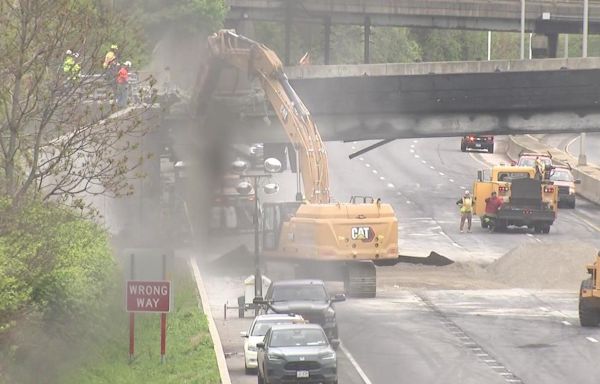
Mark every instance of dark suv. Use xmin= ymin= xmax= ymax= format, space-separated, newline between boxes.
xmin=461 ymin=134 xmax=494 ymax=153
xmin=259 ymin=280 xmax=345 ymax=344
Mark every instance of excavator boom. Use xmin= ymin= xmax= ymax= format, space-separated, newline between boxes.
xmin=206 ymin=30 xmax=330 ymax=203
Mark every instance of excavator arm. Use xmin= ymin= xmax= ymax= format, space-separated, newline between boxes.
xmin=205 ymin=30 xmax=330 ymax=204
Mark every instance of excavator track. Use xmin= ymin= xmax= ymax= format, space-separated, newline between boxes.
xmin=344 ymin=261 xmax=376 ymax=298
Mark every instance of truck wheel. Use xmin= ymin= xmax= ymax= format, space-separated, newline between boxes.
xmin=487 ymin=144 xmax=494 ymax=153
xmin=481 ymin=218 xmax=488 ymax=229
xmin=533 ymin=226 xmax=542 ymax=234
xmin=344 ymin=261 xmax=376 ymax=298
xmin=570 ymin=200 xmax=576 ymax=209
xmin=460 ymin=142 xmax=467 ymax=152
xmin=541 ymin=225 xmax=550 ymax=234
xmin=579 ymin=278 xmax=600 ymax=327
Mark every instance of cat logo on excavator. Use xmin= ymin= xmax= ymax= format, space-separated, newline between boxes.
xmin=351 ymin=227 xmax=375 ymax=242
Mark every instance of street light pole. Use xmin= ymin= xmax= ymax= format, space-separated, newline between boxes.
xmin=579 ymin=0 xmax=589 ymax=166
xmin=251 ymin=175 xmax=262 ymax=301
xmin=520 ymin=0 xmax=526 ymax=59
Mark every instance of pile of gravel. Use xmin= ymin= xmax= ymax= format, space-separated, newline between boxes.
xmin=485 ymin=242 xmax=598 ymax=290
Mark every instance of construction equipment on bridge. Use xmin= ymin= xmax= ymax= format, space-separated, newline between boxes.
xmin=472 ymin=166 xmax=558 ymax=233
xmin=199 ymin=30 xmax=400 ymax=297
xmin=579 ymin=251 xmax=600 ymax=327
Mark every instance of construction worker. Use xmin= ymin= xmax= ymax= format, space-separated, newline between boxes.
xmin=63 ymin=50 xmax=81 ymax=81
xmin=104 ymin=44 xmax=119 ymax=100
xmin=535 ymin=156 xmax=545 ymax=180
xmin=483 ymin=191 xmax=503 ymax=231
xmin=456 ymin=190 xmax=473 ymax=233
xmin=116 ymin=61 xmax=130 ymax=108
xmin=103 ymin=44 xmax=119 ymax=69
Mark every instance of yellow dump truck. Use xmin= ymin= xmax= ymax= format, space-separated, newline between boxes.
xmin=579 ymin=251 xmax=600 ymax=327
xmin=472 ymin=166 xmax=558 ymax=233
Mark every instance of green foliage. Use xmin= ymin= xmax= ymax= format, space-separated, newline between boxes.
xmin=62 ymin=270 xmax=221 ymax=384
xmin=0 ymin=199 xmax=117 ymax=383
xmin=133 ymin=0 xmax=227 ymax=41
xmin=0 ymin=201 xmax=116 ymax=333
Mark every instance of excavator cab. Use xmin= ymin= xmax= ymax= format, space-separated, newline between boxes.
xmin=350 ymin=196 xmax=375 ymax=204
xmin=262 ymin=202 xmax=302 ymax=250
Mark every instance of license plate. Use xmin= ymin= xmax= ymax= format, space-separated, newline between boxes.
xmin=297 ymin=370 xmax=309 ymax=378
xmin=475 ymin=143 xmax=482 ymax=147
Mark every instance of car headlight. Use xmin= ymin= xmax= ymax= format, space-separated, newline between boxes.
xmin=320 ymin=352 xmax=336 ymax=360
xmin=268 ymin=353 xmax=284 ymax=361
xmin=248 ymin=345 xmax=257 ymax=352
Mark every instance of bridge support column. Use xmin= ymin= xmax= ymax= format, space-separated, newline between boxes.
xmin=547 ymin=33 xmax=558 ymax=58
xmin=284 ymin=2 xmax=292 ymax=66
xmin=364 ymin=16 xmax=371 ymax=64
xmin=324 ymin=17 xmax=331 ymax=65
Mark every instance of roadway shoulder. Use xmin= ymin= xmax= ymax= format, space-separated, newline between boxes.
xmin=189 ymin=258 xmax=232 ymax=384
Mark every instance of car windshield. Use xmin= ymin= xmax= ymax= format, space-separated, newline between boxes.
xmin=251 ymin=319 xmax=299 ymax=336
xmin=518 ymin=157 xmax=551 ymax=167
xmin=497 ymin=172 xmax=531 ymax=182
xmin=269 ymin=329 xmax=328 ymax=348
xmin=271 ymin=285 xmax=328 ymax=302
xmin=550 ymin=170 xmax=574 ymax=182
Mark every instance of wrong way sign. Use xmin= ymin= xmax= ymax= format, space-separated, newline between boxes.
xmin=126 ymin=280 xmax=171 ymax=313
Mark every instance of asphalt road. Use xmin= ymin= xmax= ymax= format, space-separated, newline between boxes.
xmin=327 ymin=136 xmax=600 ymax=263
xmin=204 ymin=135 xmax=600 ymax=384
xmin=323 ymin=136 xmax=600 ymax=384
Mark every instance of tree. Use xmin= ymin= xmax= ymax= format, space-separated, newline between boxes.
xmin=0 ymin=0 xmax=155 ymax=208
xmin=133 ymin=0 xmax=227 ymax=42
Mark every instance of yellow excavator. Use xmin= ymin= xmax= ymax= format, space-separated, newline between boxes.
xmin=198 ymin=30 xmax=399 ymax=297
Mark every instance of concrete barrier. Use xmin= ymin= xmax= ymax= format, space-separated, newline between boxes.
xmin=506 ymin=135 xmax=600 ymax=205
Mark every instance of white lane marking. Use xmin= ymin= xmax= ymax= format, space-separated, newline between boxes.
xmin=429 ymin=165 xmax=435 ymax=170
xmin=460 ymin=186 xmax=466 ymax=190
xmin=586 ymin=337 xmax=599 ymax=343
xmin=379 ymin=176 xmax=385 ymax=180
xmin=413 ymin=140 xmax=418 ymax=143
xmin=534 ymin=237 xmax=542 ymax=243
xmin=573 ymin=212 xmax=600 ymax=233
xmin=358 ymin=157 xmax=364 ymax=161
xmin=438 ymin=230 xmax=463 ymax=249
xmin=565 ymin=135 xmax=579 ymax=156
xmin=351 ymin=146 xmax=356 ymax=150
xmin=353 ymin=141 xmax=357 ymax=144
xmin=526 ymin=233 xmax=534 ymax=237
xmin=339 ymin=342 xmax=374 ymax=384
xmin=421 ymin=160 xmax=427 ymax=164
xmin=365 ymin=163 xmax=371 ymax=168
xmin=469 ymin=152 xmax=494 ymax=168
xmin=439 ymin=172 xmax=445 ymax=176
xmin=372 ymin=169 xmax=378 ymax=174
xmin=414 ymin=154 xmax=420 ymax=159
xmin=406 ymin=200 xmax=411 ymax=204
xmin=562 ymin=321 xmax=571 ymax=326
xmin=409 ymin=149 xmax=415 ymax=153
xmin=449 ymin=179 xmax=455 ymax=183
xmin=410 ymin=144 xmax=415 ymax=148
xmin=396 ymin=191 xmax=403 ymax=195
xmin=387 ymin=183 xmax=395 ymax=188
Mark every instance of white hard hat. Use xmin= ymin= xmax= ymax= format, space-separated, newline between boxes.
xmin=464 ymin=190 xmax=471 ymax=195
xmin=73 ymin=52 xmax=79 ymax=58
xmin=124 ymin=60 xmax=131 ymax=67
xmin=66 ymin=49 xmax=72 ymax=55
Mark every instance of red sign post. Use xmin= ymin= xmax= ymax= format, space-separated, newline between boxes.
xmin=126 ymin=280 xmax=171 ymax=363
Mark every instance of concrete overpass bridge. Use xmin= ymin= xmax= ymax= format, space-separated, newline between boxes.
xmin=226 ymin=0 xmax=600 ymax=64
xmin=199 ymin=57 xmax=600 ymax=143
